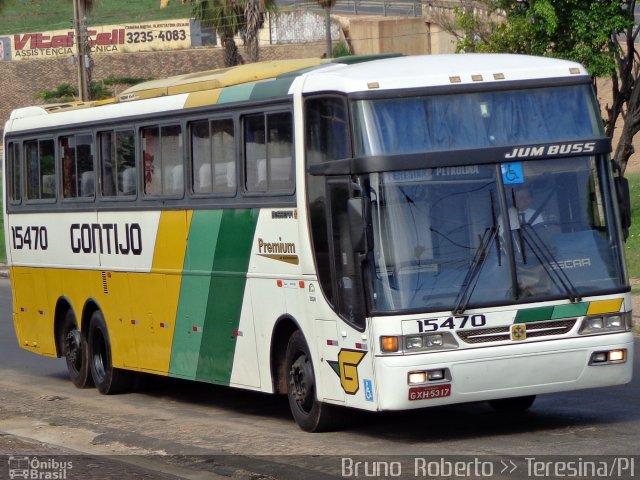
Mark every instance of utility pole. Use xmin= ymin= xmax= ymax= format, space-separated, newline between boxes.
xmin=73 ymin=0 xmax=91 ymax=101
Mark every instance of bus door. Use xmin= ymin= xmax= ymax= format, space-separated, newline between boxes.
xmin=309 ymin=177 xmax=376 ymax=408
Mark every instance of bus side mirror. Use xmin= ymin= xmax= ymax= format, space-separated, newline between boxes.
xmin=348 ymin=197 xmax=366 ymax=253
xmin=615 ymin=176 xmax=631 ymax=240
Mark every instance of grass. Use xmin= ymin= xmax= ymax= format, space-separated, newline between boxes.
xmin=624 ymin=172 xmax=640 ymax=279
xmin=0 ymin=0 xmax=194 ymax=35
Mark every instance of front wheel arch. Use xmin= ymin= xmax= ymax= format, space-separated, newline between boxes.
xmin=270 ymin=315 xmax=302 ymax=394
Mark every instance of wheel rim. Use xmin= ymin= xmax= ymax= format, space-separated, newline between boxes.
xmin=64 ymin=329 xmax=82 ymax=374
xmin=289 ymin=353 xmax=315 ymax=414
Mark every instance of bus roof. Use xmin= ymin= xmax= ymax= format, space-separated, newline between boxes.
xmin=299 ymin=54 xmax=589 ymax=94
xmin=4 ymin=54 xmax=588 ymax=135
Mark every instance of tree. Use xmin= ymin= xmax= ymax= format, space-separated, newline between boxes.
xmin=429 ymin=0 xmax=637 ymax=172
xmin=317 ymin=0 xmax=336 ymax=58
xmin=163 ymin=0 xmax=275 ymax=67
xmin=244 ymin=0 xmax=261 ymax=62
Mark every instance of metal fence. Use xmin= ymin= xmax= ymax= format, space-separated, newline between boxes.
xmin=290 ymin=0 xmax=423 ymax=17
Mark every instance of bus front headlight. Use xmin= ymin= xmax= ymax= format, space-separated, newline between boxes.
xmin=400 ymin=332 xmax=457 ymax=353
xmin=579 ymin=312 xmax=631 ymax=335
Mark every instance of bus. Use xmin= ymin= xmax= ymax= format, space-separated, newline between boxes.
xmin=3 ymin=54 xmax=634 ymax=432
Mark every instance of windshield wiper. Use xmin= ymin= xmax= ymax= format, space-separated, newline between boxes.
xmin=520 ymin=224 xmax=581 ymax=303
xmin=452 ymin=226 xmax=497 ymax=315
xmin=453 ymin=193 xmax=500 ymax=315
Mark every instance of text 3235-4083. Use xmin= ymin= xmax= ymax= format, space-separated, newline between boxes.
xmin=126 ymin=30 xmax=187 ymax=44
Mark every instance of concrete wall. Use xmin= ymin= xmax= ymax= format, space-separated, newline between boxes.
xmin=0 ymin=43 xmax=326 ymax=134
xmin=348 ymin=17 xmax=430 ymax=56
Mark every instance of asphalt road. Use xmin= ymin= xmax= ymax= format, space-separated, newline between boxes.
xmin=0 ymin=277 xmax=638 ymax=479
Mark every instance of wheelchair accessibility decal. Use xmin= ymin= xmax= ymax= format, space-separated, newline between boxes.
xmin=364 ymin=379 xmax=374 ymax=401
xmin=328 ymin=349 xmax=367 ymax=395
xmin=501 ymin=162 xmax=524 ymax=185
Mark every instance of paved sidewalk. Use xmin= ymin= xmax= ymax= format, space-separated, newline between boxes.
xmin=0 ymin=433 xmax=182 ymax=479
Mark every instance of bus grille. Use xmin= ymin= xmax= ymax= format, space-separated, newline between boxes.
xmin=457 ymin=319 xmax=577 ymax=344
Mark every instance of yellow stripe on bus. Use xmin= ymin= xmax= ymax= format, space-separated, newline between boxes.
xmin=126 ymin=210 xmax=193 ymax=374
xmin=586 ymin=299 xmax=624 ymax=315
xmin=152 ymin=210 xmax=191 ymax=272
xmin=184 ymin=89 xmax=222 ymax=109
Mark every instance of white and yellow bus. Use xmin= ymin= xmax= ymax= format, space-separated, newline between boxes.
xmin=3 ymin=54 xmax=634 ymax=432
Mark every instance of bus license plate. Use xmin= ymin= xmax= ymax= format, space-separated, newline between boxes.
xmin=408 ymin=384 xmax=451 ymax=401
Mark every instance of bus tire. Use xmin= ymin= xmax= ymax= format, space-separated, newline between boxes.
xmin=88 ymin=310 xmax=132 ymax=395
xmin=488 ymin=395 xmax=536 ymax=413
xmin=285 ymin=330 xmax=339 ymax=432
xmin=60 ymin=309 xmax=93 ymax=389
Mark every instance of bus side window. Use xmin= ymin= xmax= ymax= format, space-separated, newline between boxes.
xmin=244 ymin=114 xmax=267 ymax=191
xmin=268 ymin=112 xmax=293 ymax=191
xmin=7 ymin=142 xmax=22 ymax=204
xmin=25 ymin=139 xmax=56 ymax=200
xmin=99 ymin=130 xmax=136 ymax=197
xmin=60 ymin=134 xmax=94 ymax=199
xmin=243 ymin=111 xmax=293 ymax=193
xmin=305 ymin=98 xmax=349 ymax=163
xmin=142 ymin=127 xmax=160 ymax=195
xmin=190 ymin=118 xmax=235 ymax=195
xmin=142 ymin=125 xmax=183 ymax=197
xmin=161 ymin=125 xmax=183 ymax=196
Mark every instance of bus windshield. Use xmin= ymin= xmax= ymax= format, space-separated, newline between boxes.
xmin=368 ymin=156 xmax=626 ymax=313
xmin=352 ymin=84 xmax=602 ymax=156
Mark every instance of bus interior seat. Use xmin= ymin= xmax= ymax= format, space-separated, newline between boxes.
xmin=270 ymin=156 xmax=293 ymax=190
xmin=81 ymin=171 xmax=95 ymax=196
xmin=121 ymin=167 xmax=136 ymax=194
xmin=198 ymin=163 xmax=212 ymax=191
xmin=42 ymin=175 xmax=56 ymax=197
xmin=168 ymin=164 xmax=183 ymax=194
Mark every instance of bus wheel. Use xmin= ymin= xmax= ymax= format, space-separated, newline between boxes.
xmin=60 ymin=309 xmax=93 ymax=389
xmin=488 ymin=395 xmax=536 ymax=413
xmin=285 ymin=331 xmax=338 ymax=432
xmin=88 ymin=310 xmax=132 ymax=395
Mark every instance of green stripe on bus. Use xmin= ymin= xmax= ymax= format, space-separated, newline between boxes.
xmin=249 ymin=78 xmax=295 ymax=101
xmin=515 ymin=303 xmax=590 ymax=323
xmin=196 ymin=208 xmax=259 ymax=384
xmin=514 ymin=306 xmax=555 ymax=323
xmin=217 ymin=83 xmax=257 ymax=104
xmin=551 ymin=303 xmax=589 ymax=319
xmin=169 ymin=210 xmax=223 ymax=379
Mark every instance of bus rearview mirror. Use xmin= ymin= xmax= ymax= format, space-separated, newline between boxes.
xmin=615 ymin=176 xmax=631 ymax=239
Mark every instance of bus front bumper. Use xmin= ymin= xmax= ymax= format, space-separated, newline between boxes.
xmin=373 ymin=333 xmax=634 ymax=411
